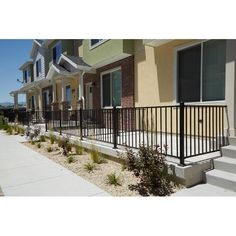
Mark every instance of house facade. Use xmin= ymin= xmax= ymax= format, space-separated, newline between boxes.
xmin=10 ymin=39 xmax=236 ymax=136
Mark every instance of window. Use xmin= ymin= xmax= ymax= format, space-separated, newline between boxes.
xmin=177 ymin=40 xmax=226 ymax=102
xmin=102 ymin=69 xmax=122 ymax=107
xmin=24 ymin=70 xmax=27 ymax=83
xmin=66 ymin=85 xmax=72 ymax=107
xmin=36 ymin=59 xmax=42 ymax=77
xmin=52 ymin=42 xmax=62 ymax=63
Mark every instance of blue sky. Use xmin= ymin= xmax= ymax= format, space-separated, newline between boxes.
xmin=0 ymin=39 xmax=33 ymax=103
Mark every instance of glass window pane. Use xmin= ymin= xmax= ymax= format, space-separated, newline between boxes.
xmin=102 ymin=73 xmax=111 ymax=107
xmin=112 ymin=69 xmax=122 ymax=106
xmin=66 ymin=85 xmax=72 ymax=107
xmin=91 ymin=39 xmax=103 ymax=46
xmin=202 ymin=40 xmax=226 ymax=101
xmin=177 ymin=44 xmax=201 ymax=102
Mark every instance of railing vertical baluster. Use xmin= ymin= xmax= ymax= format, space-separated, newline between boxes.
xmin=79 ymin=107 xmax=82 ymax=140
xmin=179 ymin=102 xmax=185 ymax=166
xmin=113 ymin=106 xmax=117 ymax=149
xmin=205 ymin=107 xmax=208 ymax=153
xmin=190 ymin=107 xmax=192 ymax=156
xmin=170 ymin=107 xmax=173 ymax=156
xmin=201 ymin=106 xmax=204 ymax=153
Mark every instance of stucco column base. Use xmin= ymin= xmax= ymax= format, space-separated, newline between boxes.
xmin=51 ymin=102 xmax=60 ymax=120
xmin=228 ymin=128 xmax=236 ymax=137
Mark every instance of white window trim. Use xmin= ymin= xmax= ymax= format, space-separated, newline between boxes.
xmin=173 ymin=39 xmax=226 ymax=105
xmin=100 ymin=66 xmax=122 ymax=108
xmin=52 ymin=40 xmax=62 ymax=63
xmin=89 ymin=39 xmax=109 ymax=50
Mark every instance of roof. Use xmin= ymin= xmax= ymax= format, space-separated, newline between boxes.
xmin=58 ymin=54 xmax=95 ymax=73
xmin=52 ymin=63 xmax=70 ymax=74
xmin=30 ymin=39 xmax=44 ymax=59
xmin=19 ymin=61 xmax=33 ymax=71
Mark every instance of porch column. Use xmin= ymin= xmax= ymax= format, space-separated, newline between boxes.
xmin=26 ymin=93 xmax=29 ymax=110
xmin=35 ymin=90 xmax=39 ymax=110
xmin=13 ymin=93 xmax=18 ymax=110
xmin=51 ymin=81 xmax=59 ymax=111
xmin=225 ymin=40 xmax=236 ymax=136
xmin=60 ymin=77 xmax=68 ymax=111
xmin=38 ymin=87 xmax=42 ymax=111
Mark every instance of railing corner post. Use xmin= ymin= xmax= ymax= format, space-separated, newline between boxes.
xmin=79 ymin=107 xmax=83 ymax=140
xmin=113 ymin=105 xmax=118 ymax=149
xmin=179 ymin=102 xmax=185 ymax=166
xmin=59 ymin=109 xmax=62 ymax=135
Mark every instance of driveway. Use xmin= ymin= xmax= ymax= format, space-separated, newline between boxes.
xmin=0 ymin=131 xmax=109 ymax=196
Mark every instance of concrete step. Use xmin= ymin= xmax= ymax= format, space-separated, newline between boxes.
xmin=206 ymin=169 xmax=236 ymax=192
xmin=229 ymin=137 xmax=236 ymax=146
xmin=221 ymin=145 xmax=236 ymax=158
xmin=214 ymin=157 xmax=236 ymax=174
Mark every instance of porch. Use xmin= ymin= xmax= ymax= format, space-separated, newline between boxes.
xmin=11 ymin=103 xmax=229 ymax=166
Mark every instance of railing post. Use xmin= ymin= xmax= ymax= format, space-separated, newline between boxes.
xmin=79 ymin=107 xmax=83 ymax=140
xmin=59 ymin=109 xmax=62 ymax=135
xmin=179 ymin=102 xmax=185 ymax=166
xmin=113 ymin=106 xmax=118 ymax=149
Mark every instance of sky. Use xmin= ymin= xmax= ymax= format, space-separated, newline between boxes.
xmin=0 ymin=39 xmax=33 ymax=103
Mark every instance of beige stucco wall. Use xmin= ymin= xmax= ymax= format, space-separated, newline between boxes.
xmin=56 ymin=76 xmax=79 ymax=110
xmin=134 ymin=39 xmax=197 ymax=107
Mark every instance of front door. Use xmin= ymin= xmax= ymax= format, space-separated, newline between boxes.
xmin=85 ymin=83 xmax=93 ymax=109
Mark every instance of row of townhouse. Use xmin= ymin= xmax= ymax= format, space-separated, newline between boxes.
xmin=10 ymin=39 xmax=236 ymax=136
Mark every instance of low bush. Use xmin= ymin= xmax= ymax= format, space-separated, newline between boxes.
xmin=67 ymin=156 xmax=74 ymax=164
xmin=75 ymin=143 xmax=83 ymax=155
xmin=37 ymin=142 xmax=41 ymax=149
xmin=47 ymin=145 xmax=53 ymax=152
xmin=90 ymin=146 xmax=106 ymax=164
xmin=106 ymin=173 xmax=121 ymax=186
xmin=122 ymin=145 xmax=174 ymax=196
xmin=39 ymin=135 xmax=46 ymax=142
xmin=6 ymin=126 xmax=13 ymax=135
xmin=31 ymin=140 xmax=35 ymax=145
xmin=84 ymin=162 xmax=95 ymax=172
xmin=49 ymin=132 xmax=56 ymax=144
xmin=60 ymin=137 xmax=72 ymax=156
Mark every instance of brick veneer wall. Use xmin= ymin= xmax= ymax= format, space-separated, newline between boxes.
xmin=83 ymin=55 xmax=134 ymax=109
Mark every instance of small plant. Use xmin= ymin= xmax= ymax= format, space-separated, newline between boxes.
xmin=39 ymin=135 xmax=46 ymax=142
xmin=47 ymin=145 xmax=53 ymax=152
xmin=67 ymin=156 xmax=74 ymax=164
xmin=75 ymin=144 xmax=83 ymax=155
xmin=37 ymin=142 xmax=41 ymax=149
xmin=6 ymin=126 xmax=13 ymax=135
xmin=106 ymin=173 xmax=121 ymax=186
xmin=60 ymin=137 xmax=72 ymax=156
xmin=49 ymin=132 xmax=56 ymax=144
xmin=31 ymin=140 xmax=35 ymax=145
xmin=90 ymin=146 xmax=106 ymax=164
xmin=122 ymin=145 xmax=174 ymax=196
xmin=84 ymin=162 xmax=95 ymax=172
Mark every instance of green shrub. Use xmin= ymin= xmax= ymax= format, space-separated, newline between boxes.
xmin=90 ymin=146 xmax=106 ymax=164
xmin=47 ymin=145 xmax=52 ymax=152
xmin=67 ymin=156 xmax=74 ymax=164
xmin=49 ymin=132 xmax=56 ymax=144
xmin=31 ymin=140 xmax=35 ymax=145
xmin=84 ymin=162 xmax=95 ymax=172
xmin=6 ymin=126 xmax=13 ymax=135
xmin=37 ymin=142 xmax=41 ymax=149
xmin=60 ymin=137 xmax=72 ymax=156
xmin=75 ymin=144 xmax=83 ymax=155
xmin=123 ymin=145 xmax=174 ymax=196
xmin=106 ymin=173 xmax=121 ymax=186
xmin=39 ymin=135 xmax=46 ymax=142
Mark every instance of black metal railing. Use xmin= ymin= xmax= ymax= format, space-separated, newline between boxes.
xmin=12 ymin=103 xmax=229 ymax=165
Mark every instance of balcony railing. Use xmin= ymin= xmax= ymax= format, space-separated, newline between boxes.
xmin=10 ymin=103 xmax=229 ymax=165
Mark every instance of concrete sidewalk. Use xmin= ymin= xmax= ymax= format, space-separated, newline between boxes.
xmin=172 ymin=183 xmax=236 ymax=196
xmin=0 ymin=131 xmax=109 ymax=196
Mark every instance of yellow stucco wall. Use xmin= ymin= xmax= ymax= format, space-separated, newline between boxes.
xmin=134 ymin=39 xmax=197 ymax=107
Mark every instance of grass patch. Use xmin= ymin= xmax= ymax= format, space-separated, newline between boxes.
xmin=67 ymin=156 xmax=74 ymax=164
xmin=47 ymin=145 xmax=53 ymax=152
xmin=106 ymin=173 xmax=121 ymax=186
xmin=84 ymin=162 xmax=95 ymax=172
